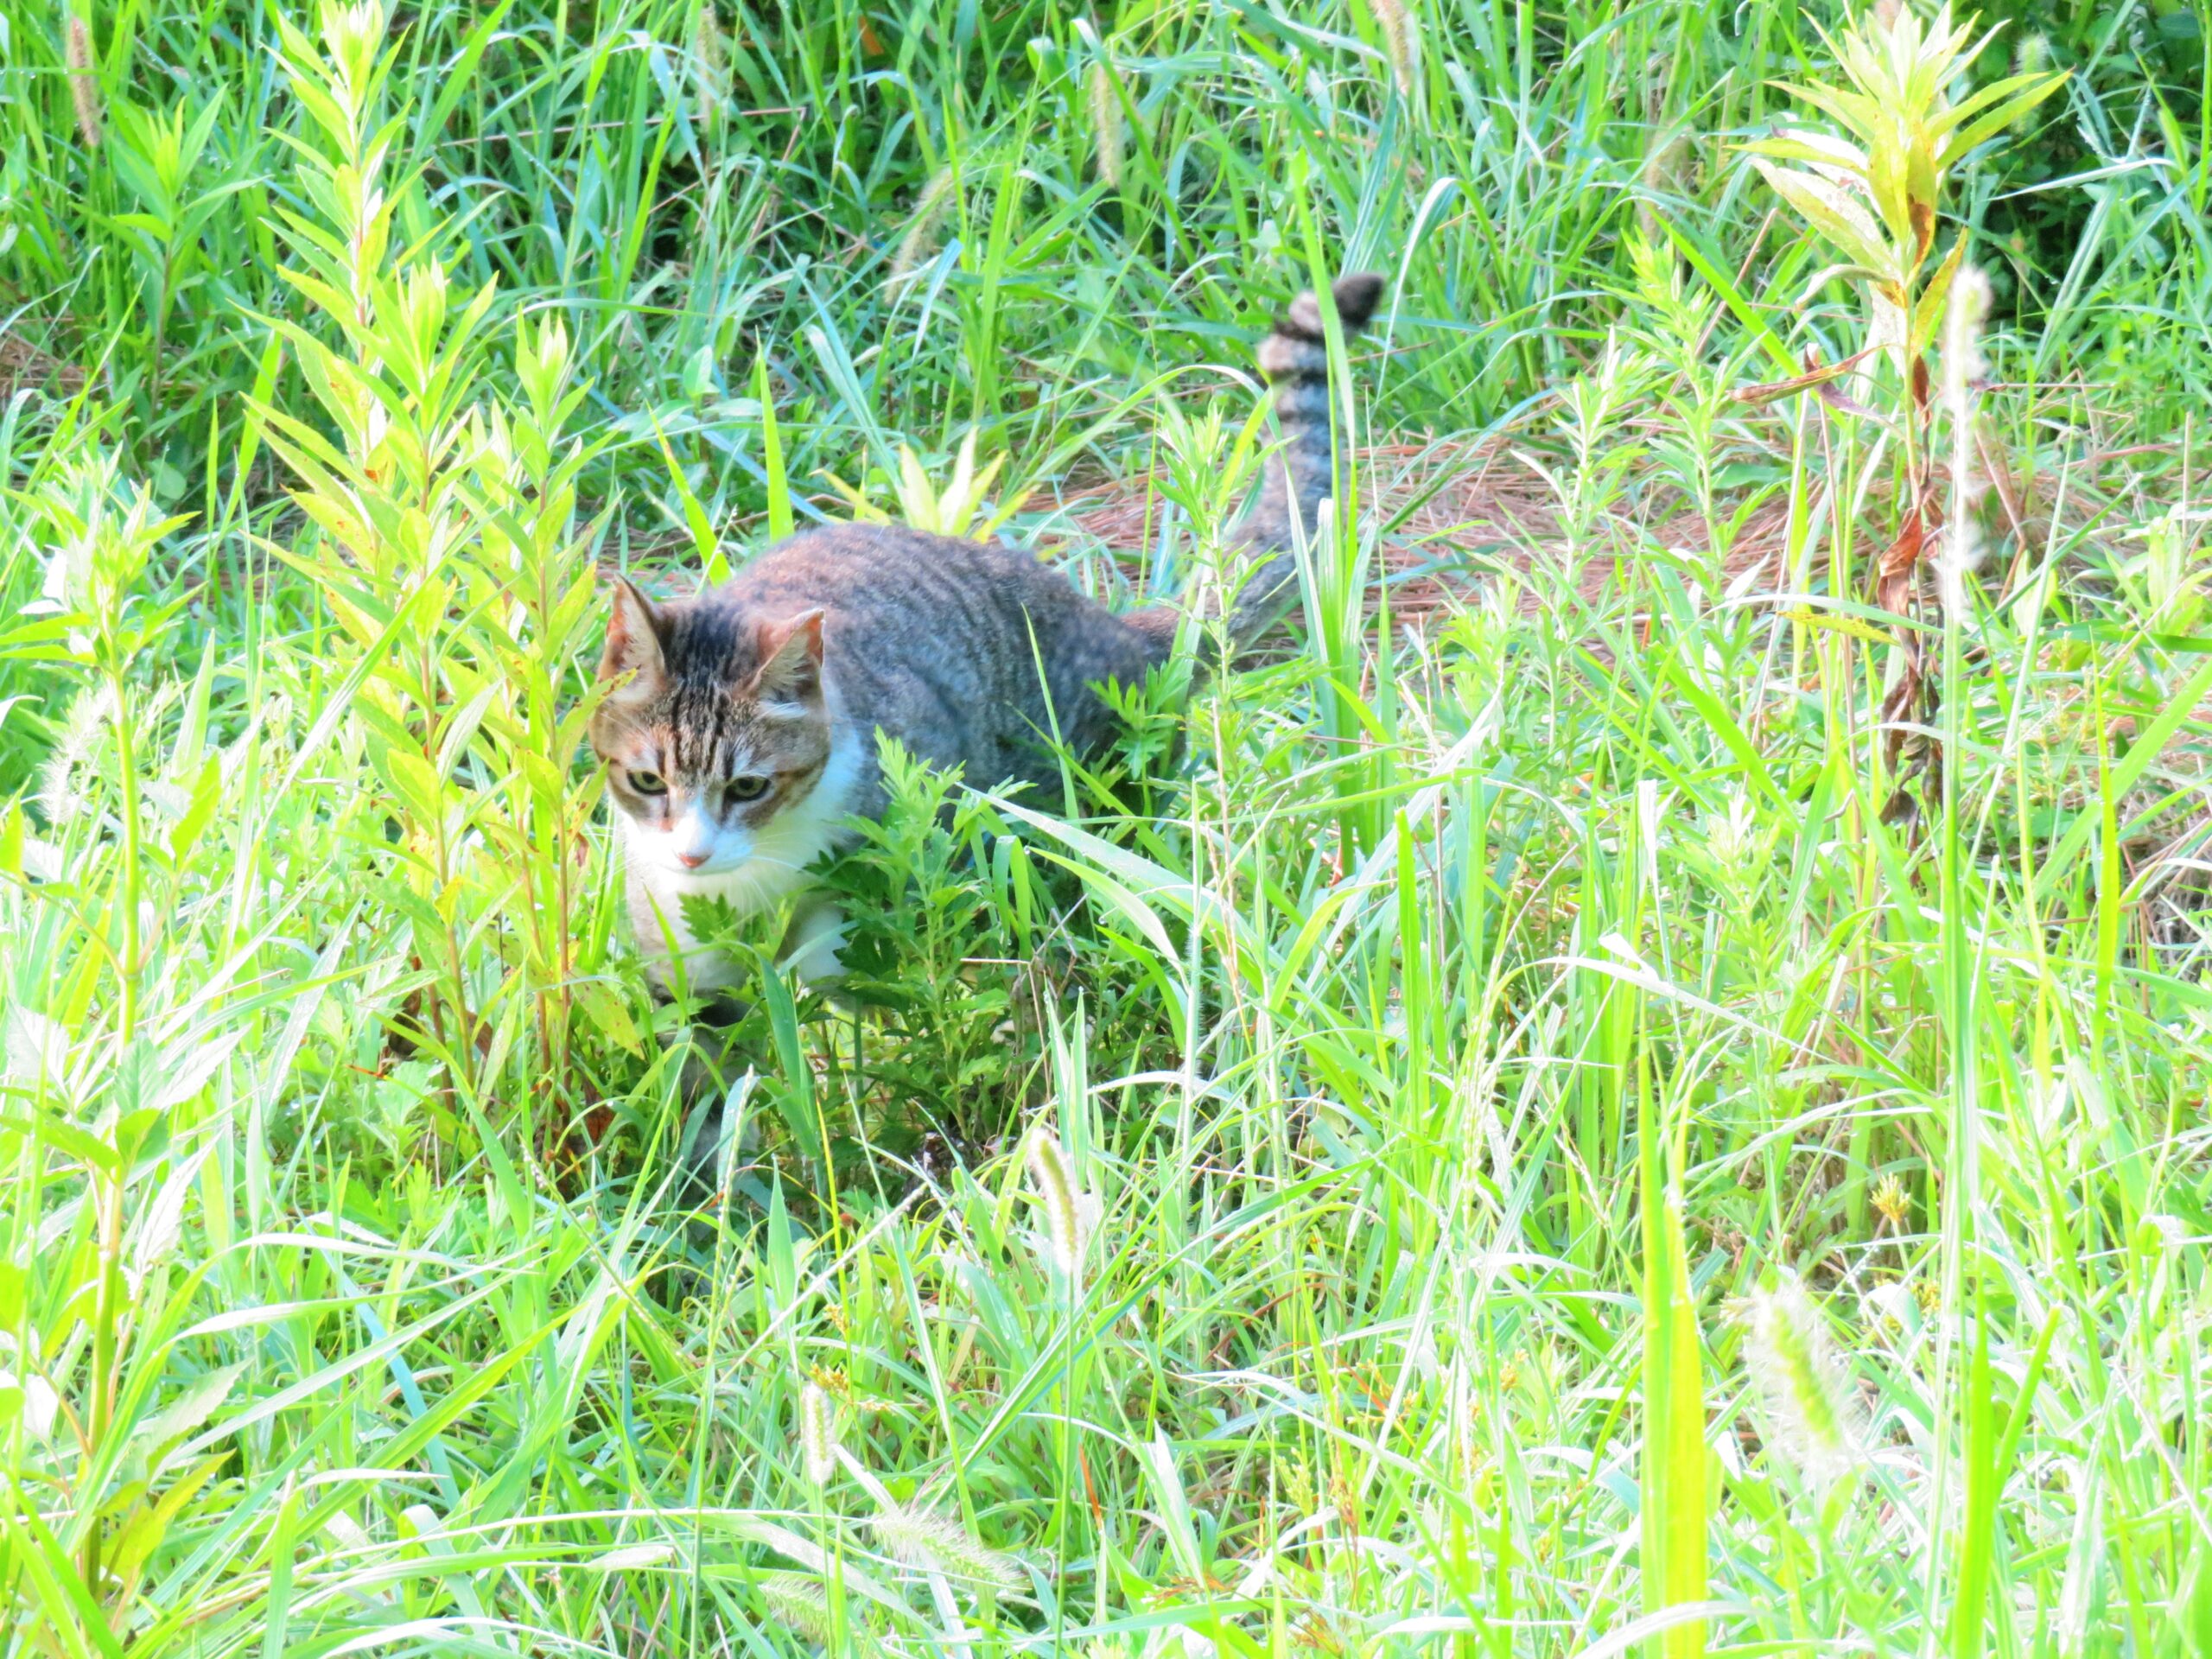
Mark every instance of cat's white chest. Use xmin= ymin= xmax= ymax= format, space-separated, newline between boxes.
xmin=621 ymin=731 xmax=863 ymax=991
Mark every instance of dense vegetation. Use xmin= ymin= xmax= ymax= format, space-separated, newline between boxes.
xmin=2 ymin=0 xmax=2209 ymax=1652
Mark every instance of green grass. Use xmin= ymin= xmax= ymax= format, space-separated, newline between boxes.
xmin=3 ymin=0 xmax=2211 ymax=1653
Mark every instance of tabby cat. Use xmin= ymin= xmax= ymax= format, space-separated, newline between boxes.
xmin=590 ymin=273 xmax=1383 ymax=1003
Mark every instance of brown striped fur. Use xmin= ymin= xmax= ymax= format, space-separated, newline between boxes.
xmin=591 ymin=273 xmax=1385 ymax=995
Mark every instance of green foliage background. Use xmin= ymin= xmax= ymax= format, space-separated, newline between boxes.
xmin=1 ymin=0 xmax=2209 ymax=1653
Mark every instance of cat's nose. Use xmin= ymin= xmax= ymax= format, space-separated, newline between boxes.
xmin=676 ymin=849 xmax=709 ymax=869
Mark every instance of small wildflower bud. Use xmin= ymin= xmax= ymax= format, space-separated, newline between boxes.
xmin=1871 ymin=1173 xmax=1909 ymax=1230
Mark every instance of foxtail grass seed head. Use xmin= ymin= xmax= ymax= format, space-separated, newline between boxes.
xmin=1942 ymin=264 xmax=1992 ymax=406
xmin=1635 ymin=132 xmax=1689 ymax=243
xmin=890 ymin=166 xmax=955 ymax=283
xmin=1739 ymin=1274 xmax=1863 ymax=1487
xmin=65 ymin=14 xmax=102 ymax=151
xmin=693 ymin=3 xmax=726 ymax=127
xmin=798 ymin=1380 xmax=838 ymax=1485
xmin=2016 ymin=30 xmax=2049 ymax=83
xmin=759 ymin=1573 xmax=872 ymax=1653
xmin=1937 ymin=264 xmax=1993 ymax=610
xmin=1026 ymin=1128 xmax=1088 ymax=1277
xmin=36 ymin=683 xmax=116 ymax=825
xmin=1363 ymin=0 xmax=1417 ymax=97
xmin=1087 ymin=61 xmax=1125 ymax=189
xmin=868 ymin=1508 xmax=1024 ymax=1592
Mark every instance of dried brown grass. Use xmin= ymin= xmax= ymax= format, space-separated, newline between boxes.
xmin=1053 ymin=410 xmax=2163 ymax=645
xmin=0 ymin=331 xmax=87 ymax=397
xmin=1059 ymin=435 xmax=1796 ymax=634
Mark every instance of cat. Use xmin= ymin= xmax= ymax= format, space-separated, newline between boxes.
xmin=589 ymin=272 xmax=1383 ymax=1021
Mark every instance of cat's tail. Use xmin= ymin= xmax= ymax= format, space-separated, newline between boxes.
xmin=1217 ymin=270 xmax=1386 ymax=655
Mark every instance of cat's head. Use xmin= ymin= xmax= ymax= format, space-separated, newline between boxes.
xmin=588 ymin=579 xmax=833 ymax=877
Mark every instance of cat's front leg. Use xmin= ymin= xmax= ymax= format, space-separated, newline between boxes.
xmin=776 ymin=897 xmax=850 ymax=986
xmin=657 ymin=986 xmax=756 ymax=1220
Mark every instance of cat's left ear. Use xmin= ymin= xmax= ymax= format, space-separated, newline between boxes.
xmin=598 ymin=577 xmax=667 ymax=692
xmin=751 ymin=608 xmax=826 ymax=709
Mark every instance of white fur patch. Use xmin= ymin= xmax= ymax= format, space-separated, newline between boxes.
xmin=777 ymin=901 xmax=850 ymax=984
xmin=1256 ymin=334 xmax=1311 ymax=377
xmin=625 ymin=728 xmax=863 ymax=991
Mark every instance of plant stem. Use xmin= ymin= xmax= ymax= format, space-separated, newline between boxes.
xmin=84 ymin=660 xmax=142 ymax=1601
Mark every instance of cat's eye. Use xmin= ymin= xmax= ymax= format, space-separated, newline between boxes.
xmin=626 ymin=768 xmax=668 ymax=796
xmin=727 ymin=774 xmax=771 ymax=803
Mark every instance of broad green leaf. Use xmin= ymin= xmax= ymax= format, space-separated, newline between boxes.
xmin=1751 ymin=160 xmax=1897 ymax=276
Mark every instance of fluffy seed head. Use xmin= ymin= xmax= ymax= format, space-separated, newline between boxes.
xmin=1363 ymin=0 xmax=1417 ymax=98
xmin=1087 ymin=61 xmax=1124 ymax=188
xmin=2012 ymin=33 xmax=2052 ymax=137
xmin=1942 ymin=264 xmax=1993 ymax=401
xmin=1025 ymin=1128 xmax=1087 ymax=1278
xmin=1937 ymin=264 xmax=1993 ymax=609
xmin=868 ymin=1507 xmax=1024 ymax=1591
xmin=1738 ymin=1274 xmax=1864 ymax=1488
xmin=37 ymin=683 xmax=115 ymax=826
xmin=693 ymin=3 xmax=726 ymax=127
xmin=891 ymin=167 xmax=956 ymax=283
xmin=798 ymin=1380 xmax=838 ymax=1485
xmin=758 ymin=1572 xmax=877 ymax=1654
xmin=65 ymin=15 xmax=102 ymax=151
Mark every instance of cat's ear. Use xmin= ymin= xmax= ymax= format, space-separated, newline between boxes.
xmin=598 ymin=578 xmax=666 ymax=691
xmin=750 ymin=608 xmax=826 ymax=709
